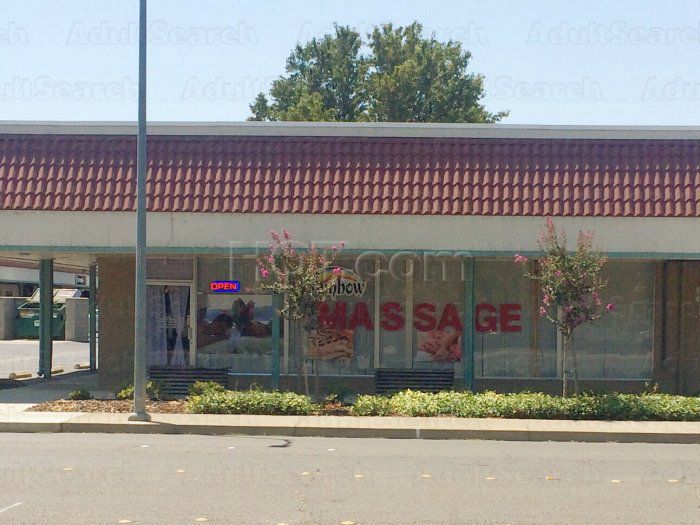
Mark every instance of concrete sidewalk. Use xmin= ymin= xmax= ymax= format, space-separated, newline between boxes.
xmin=2 ymin=409 xmax=700 ymax=443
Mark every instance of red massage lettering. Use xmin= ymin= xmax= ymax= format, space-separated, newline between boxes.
xmin=475 ymin=303 xmax=497 ymax=332
xmin=348 ymin=302 xmax=373 ymax=330
xmin=381 ymin=302 xmax=404 ymax=331
xmin=500 ymin=303 xmax=522 ymax=332
xmin=413 ymin=303 xmax=436 ymax=332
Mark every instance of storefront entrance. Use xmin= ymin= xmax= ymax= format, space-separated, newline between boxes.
xmin=146 ymin=284 xmax=193 ymax=366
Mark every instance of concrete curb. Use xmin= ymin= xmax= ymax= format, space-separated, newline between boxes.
xmin=2 ymin=413 xmax=700 ymax=443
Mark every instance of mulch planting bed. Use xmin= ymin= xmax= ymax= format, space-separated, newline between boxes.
xmin=28 ymin=399 xmax=189 ymax=413
xmin=28 ymin=399 xmax=352 ymax=415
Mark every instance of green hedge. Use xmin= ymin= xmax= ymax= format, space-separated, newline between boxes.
xmin=114 ymin=381 xmax=164 ymax=401
xmin=350 ymin=390 xmax=700 ymax=421
xmin=187 ymin=387 xmax=315 ymax=415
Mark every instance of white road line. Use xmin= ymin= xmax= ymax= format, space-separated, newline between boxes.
xmin=0 ymin=502 xmax=22 ymax=514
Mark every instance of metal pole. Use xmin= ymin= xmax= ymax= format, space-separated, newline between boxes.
xmin=89 ymin=263 xmax=97 ymax=372
xmin=38 ymin=259 xmax=54 ymax=378
xmin=129 ymin=0 xmax=150 ymax=421
xmin=462 ymin=258 xmax=475 ymax=391
xmin=270 ymin=294 xmax=281 ymax=390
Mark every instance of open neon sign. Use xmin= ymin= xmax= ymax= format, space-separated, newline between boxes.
xmin=209 ymin=280 xmax=241 ymax=293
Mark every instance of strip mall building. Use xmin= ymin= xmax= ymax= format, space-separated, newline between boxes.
xmin=1 ymin=122 xmax=699 ymax=394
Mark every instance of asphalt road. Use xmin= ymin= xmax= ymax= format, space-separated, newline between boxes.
xmin=1 ymin=433 xmax=699 ymax=525
xmin=0 ymin=340 xmax=90 ymax=378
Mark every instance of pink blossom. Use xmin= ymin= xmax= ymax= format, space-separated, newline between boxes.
xmin=539 ymin=307 xmax=547 ymax=317
xmin=555 ymin=270 xmax=563 ymax=277
xmin=514 ymin=254 xmax=528 ymax=264
xmin=267 ymin=255 xmax=274 ymax=263
xmin=260 ymin=268 xmax=270 ymax=279
xmin=331 ymin=245 xmax=337 ymax=251
xmin=339 ymin=241 xmax=345 ymax=248
xmin=269 ymin=230 xmax=279 ymax=241
xmin=606 ymin=303 xmax=615 ymax=312
xmin=332 ymin=267 xmax=342 ymax=276
xmin=543 ymin=293 xmax=551 ymax=305
xmin=282 ymin=229 xmax=290 ymax=240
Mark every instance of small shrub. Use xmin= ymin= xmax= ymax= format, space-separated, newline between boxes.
xmin=115 ymin=381 xmax=163 ymax=401
xmin=349 ymin=390 xmax=700 ymax=421
xmin=188 ymin=381 xmax=226 ymax=397
xmin=67 ymin=388 xmax=92 ymax=401
xmin=187 ymin=388 xmax=315 ymax=415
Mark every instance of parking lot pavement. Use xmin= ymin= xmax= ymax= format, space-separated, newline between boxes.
xmin=0 ymin=340 xmax=90 ymax=379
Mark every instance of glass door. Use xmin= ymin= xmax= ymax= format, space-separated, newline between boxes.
xmin=146 ymin=284 xmax=191 ymax=366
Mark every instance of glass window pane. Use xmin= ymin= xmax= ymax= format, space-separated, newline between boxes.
xmin=310 ymin=257 xmax=375 ymax=376
xmin=475 ymin=260 xmax=537 ymax=378
xmin=195 ymin=258 xmax=273 ymax=373
xmin=574 ymin=262 xmax=654 ymax=379
xmin=379 ymin=258 xmax=407 ymax=368
xmin=412 ymin=258 xmax=464 ymax=374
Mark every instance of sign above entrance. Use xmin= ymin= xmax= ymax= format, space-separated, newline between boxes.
xmin=209 ymin=280 xmax=241 ymax=294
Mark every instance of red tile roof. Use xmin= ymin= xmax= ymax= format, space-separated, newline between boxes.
xmin=0 ymin=133 xmax=699 ymax=217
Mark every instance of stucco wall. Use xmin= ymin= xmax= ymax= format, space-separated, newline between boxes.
xmin=97 ymin=256 xmax=135 ymax=388
xmin=64 ymin=297 xmax=89 ymax=342
xmin=3 ymin=211 xmax=700 ymax=257
xmin=0 ymin=297 xmax=24 ymax=340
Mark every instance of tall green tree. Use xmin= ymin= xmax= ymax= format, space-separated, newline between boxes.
xmin=249 ymin=22 xmax=507 ymax=123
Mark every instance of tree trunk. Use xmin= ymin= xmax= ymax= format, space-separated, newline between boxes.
xmin=314 ymin=353 xmax=320 ymax=403
xmin=569 ymin=334 xmax=581 ymax=395
xmin=561 ymin=333 xmax=568 ymax=397
xmin=298 ymin=322 xmax=310 ymax=397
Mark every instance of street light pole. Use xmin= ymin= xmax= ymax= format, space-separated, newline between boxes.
xmin=129 ymin=0 xmax=150 ymax=422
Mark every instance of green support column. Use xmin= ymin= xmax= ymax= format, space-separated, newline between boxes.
xmin=89 ymin=263 xmax=97 ymax=372
xmin=270 ymin=294 xmax=281 ymax=390
xmin=38 ymin=258 xmax=54 ymax=379
xmin=462 ymin=258 xmax=476 ymax=391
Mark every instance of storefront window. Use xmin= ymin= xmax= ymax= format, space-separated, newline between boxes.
xmin=412 ymin=258 xmax=464 ymax=374
xmin=573 ymin=262 xmax=654 ymax=379
xmin=378 ymin=257 xmax=408 ymax=368
xmin=475 ymin=260 xmax=539 ymax=378
xmin=195 ymin=258 xmax=273 ymax=373
xmin=302 ymin=258 xmax=376 ymax=376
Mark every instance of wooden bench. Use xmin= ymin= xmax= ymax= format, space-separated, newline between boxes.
xmin=375 ymin=368 xmax=455 ymax=394
xmin=148 ymin=366 xmax=229 ymax=397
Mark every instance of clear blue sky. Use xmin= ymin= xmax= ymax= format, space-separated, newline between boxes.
xmin=1 ymin=0 xmax=698 ymax=124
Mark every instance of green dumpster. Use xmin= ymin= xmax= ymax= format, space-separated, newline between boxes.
xmin=16 ymin=288 xmax=81 ymax=340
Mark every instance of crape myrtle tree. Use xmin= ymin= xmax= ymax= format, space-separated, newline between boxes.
xmin=256 ymin=230 xmax=342 ymax=399
xmin=515 ymin=218 xmax=614 ymax=396
xmin=249 ymin=22 xmax=508 ymax=123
